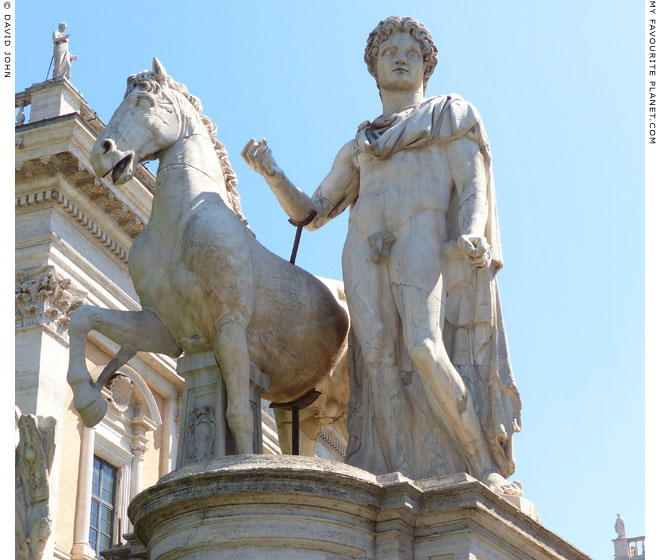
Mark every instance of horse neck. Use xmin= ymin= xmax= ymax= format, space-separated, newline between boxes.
xmin=156 ymin=111 xmax=230 ymax=205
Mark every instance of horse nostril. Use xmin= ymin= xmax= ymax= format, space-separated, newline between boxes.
xmin=103 ymin=140 xmax=113 ymax=154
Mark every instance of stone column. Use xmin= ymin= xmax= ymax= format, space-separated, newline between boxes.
xmin=116 ymin=465 xmax=132 ymax=541
xmin=71 ymin=426 xmax=95 ymax=560
xmin=130 ymin=440 xmax=147 ymax=499
xmin=160 ymin=393 xmax=179 ymax=477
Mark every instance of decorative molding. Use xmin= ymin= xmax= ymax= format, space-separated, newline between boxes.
xmin=109 ymin=375 xmax=133 ymax=413
xmin=318 ymin=425 xmax=346 ymax=457
xmin=15 ymin=266 xmax=86 ymax=339
xmin=15 ymin=151 xmax=147 ymax=240
xmin=183 ymin=406 xmax=216 ymax=463
xmin=130 ymin=440 xmax=147 ymax=458
xmin=53 ymin=547 xmax=72 ymax=560
xmin=16 ymin=188 xmax=130 ymax=263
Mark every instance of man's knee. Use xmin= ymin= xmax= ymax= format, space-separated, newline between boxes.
xmin=409 ymin=338 xmax=435 ymax=372
xmin=405 ymin=323 xmax=435 ymax=365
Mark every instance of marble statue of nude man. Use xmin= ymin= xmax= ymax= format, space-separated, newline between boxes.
xmin=242 ymin=16 xmax=522 ymax=494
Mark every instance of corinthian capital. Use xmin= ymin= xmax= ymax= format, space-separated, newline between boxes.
xmin=15 ymin=267 xmax=86 ymax=339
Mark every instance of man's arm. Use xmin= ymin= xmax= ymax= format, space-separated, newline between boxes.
xmin=241 ymin=138 xmax=358 ymax=231
xmin=446 ymin=133 xmax=491 ymax=268
xmin=52 ymin=32 xmax=70 ymax=43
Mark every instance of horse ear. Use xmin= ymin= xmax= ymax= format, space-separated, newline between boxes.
xmin=152 ymin=57 xmax=169 ymax=85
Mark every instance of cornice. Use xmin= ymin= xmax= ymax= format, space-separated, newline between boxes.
xmin=16 ymin=151 xmax=147 ymax=238
xmin=15 ymin=110 xmax=155 ymax=193
xmin=16 ymin=187 xmax=130 ymax=263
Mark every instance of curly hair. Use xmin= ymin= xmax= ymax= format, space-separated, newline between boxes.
xmin=364 ymin=16 xmax=438 ymax=91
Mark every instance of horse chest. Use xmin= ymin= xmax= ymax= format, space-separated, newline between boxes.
xmin=129 ymin=230 xmax=184 ymax=307
xmin=128 ymin=227 xmax=217 ymax=349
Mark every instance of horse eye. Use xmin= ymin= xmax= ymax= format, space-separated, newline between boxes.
xmin=137 ymin=96 xmax=155 ymax=109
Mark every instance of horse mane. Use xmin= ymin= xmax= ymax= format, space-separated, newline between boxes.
xmin=126 ymin=71 xmax=248 ymax=227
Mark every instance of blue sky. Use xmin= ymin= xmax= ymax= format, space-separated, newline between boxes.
xmin=12 ymin=2 xmax=646 ymax=558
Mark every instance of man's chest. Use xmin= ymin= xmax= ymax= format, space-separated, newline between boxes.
xmin=355 ymin=144 xmax=454 ymax=204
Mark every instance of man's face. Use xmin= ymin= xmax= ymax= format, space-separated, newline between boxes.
xmin=375 ymin=32 xmax=424 ymax=93
xmin=59 ymin=23 xmax=66 ymax=32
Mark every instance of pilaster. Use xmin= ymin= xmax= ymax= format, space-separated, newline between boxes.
xmin=70 ymin=426 xmax=95 ymax=560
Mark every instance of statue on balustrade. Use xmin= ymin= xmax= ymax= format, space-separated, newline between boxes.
xmin=52 ymin=22 xmax=78 ymax=80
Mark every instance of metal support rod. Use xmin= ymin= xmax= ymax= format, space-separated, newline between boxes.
xmin=288 ymin=210 xmax=318 ymax=264
xmin=270 ymin=389 xmax=321 ymax=456
xmin=267 ymin=211 xmax=322 ymax=455
xmin=292 ymin=407 xmax=300 ymax=456
xmin=46 ymin=55 xmax=54 ymax=80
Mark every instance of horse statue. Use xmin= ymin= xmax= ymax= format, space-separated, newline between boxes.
xmin=66 ymin=58 xmax=349 ymax=455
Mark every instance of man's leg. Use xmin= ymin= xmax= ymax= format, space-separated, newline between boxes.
xmin=343 ymin=233 xmax=414 ymax=474
xmin=388 ymin=214 xmax=498 ymax=483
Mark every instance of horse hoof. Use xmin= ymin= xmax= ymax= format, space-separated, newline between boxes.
xmin=74 ymin=387 xmax=108 ymax=427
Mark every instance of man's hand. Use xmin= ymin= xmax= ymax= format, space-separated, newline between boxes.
xmin=457 ymin=234 xmax=491 ymax=268
xmin=241 ymin=138 xmax=283 ymax=181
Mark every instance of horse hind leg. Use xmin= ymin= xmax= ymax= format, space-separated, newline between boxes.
xmin=213 ymin=320 xmax=253 ymax=454
xmin=67 ymin=305 xmax=180 ymax=427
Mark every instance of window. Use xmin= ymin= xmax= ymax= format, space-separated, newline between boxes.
xmin=89 ymin=456 xmax=117 ymax=555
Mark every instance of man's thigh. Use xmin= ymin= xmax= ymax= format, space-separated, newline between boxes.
xmin=343 ymin=232 xmax=399 ymax=355
xmin=388 ymin=215 xmax=448 ymax=342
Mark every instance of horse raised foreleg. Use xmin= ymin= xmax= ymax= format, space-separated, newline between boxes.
xmin=67 ymin=305 xmax=180 ymax=427
xmin=213 ymin=320 xmax=253 ymax=454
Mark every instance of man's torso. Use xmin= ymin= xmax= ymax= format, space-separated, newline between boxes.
xmin=349 ymin=141 xmax=453 ymax=240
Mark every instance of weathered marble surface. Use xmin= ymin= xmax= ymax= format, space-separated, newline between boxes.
xmin=15 ymin=411 xmax=56 ymax=560
xmin=243 ymin=16 xmax=521 ymax=494
xmin=66 ymin=59 xmax=349 ymax=457
xmin=51 ymin=23 xmax=77 ymax=80
xmin=101 ymin=455 xmax=588 ymax=560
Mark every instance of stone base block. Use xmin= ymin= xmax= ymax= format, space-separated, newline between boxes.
xmin=102 ymin=455 xmax=590 ymax=560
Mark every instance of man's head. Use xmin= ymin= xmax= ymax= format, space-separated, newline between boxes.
xmin=365 ymin=17 xmax=438 ymax=92
xmin=58 ymin=22 xmax=67 ymax=32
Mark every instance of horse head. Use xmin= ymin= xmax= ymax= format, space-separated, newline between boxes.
xmin=90 ymin=58 xmax=196 ymax=184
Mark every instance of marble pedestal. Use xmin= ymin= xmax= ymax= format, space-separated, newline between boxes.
xmin=101 ymin=455 xmax=590 ymax=560
xmin=175 ymin=352 xmax=270 ymax=467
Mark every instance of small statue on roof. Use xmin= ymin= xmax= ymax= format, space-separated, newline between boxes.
xmin=614 ymin=513 xmax=626 ymax=538
xmin=51 ymin=22 xmax=78 ymax=80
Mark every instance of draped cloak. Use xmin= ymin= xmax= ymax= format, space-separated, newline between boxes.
xmin=52 ymin=31 xmax=72 ymax=80
xmin=334 ymin=95 xmax=522 ymax=480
